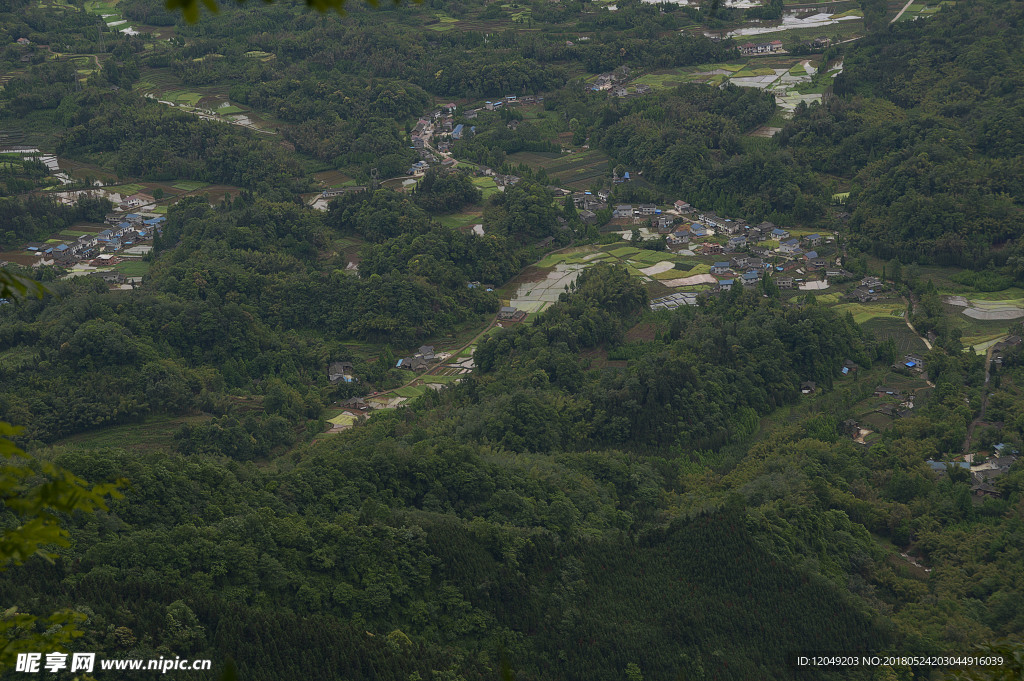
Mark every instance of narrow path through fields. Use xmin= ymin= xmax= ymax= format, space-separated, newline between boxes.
xmin=891 ymin=0 xmax=915 ymax=23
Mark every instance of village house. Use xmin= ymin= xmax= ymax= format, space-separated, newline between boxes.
xmin=493 ymin=174 xmax=520 ymax=188
xmin=613 ymin=204 xmax=633 ymax=219
xmin=718 ymin=279 xmax=734 ymax=292
xmin=741 ymin=271 xmax=760 ymax=286
xmin=727 ymin=235 xmax=747 ymax=250
xmin=673 ymin=200 xmax=693 ymax=213
xmin=718 ymin=220 xmax=741 ymax=235
xmin=652 ymin=215 xmax=674 ymax=232
xmin=770 ymin=227 xmax=791 ymax=240
xmin=697 ymin=242 xmax=722 ymax=255
xmin=841 ymin=359 xmax=859 ymax=375
xmin=778 ymin=238 xmax=801 ymax=254
xmin=498 ymin=306 xmax=527 ymax=322
xmin=826 ymin=268 xmax=853 ymax=279
xmin=579 ymin=209 xmax=597 ymax=225
xmin=874 ymin=386 xmax=904 ymax=399
xmin=777 ymin=277 xmax=794 ymax=289
xmin=861 ymin=276 xmax=883 ymax=289
xmin=739 ymin=41 xmax=783 ymax=56
xmin=730 ymin=255 xmax=749 ymax=270
xmin=851 ymin=286 xmax=880 ymax=303
xmin=711 ymin=262 xmax=732 ymax=275
xmin=992 ymin=335 xmax=1022 ymax=367
xmin=690 ymin=225 xmax=709 ymax=238
xmin=328 ymin=361 xmax=356 ymax=384
xmin=397 ymin=356 xmax=429 ymax=371
xmin=635 ymin=84 xmax=651 ymax=95
xmin=666 ymin=233 xmax=690 ymax=247
xmin=801 ymin=381 xmax=816 ymax=394
xmin=900 ymin=355 xmax=924 ymax=372
xmin=804 ymin=233 xmax=822 ymax=247
xmin=970 ymin=481 xmax=1000 ymax=499
xmin=598 ymin=188 xmax=612 ymax=202
xmin=638 ymin=203 xmax=657 ymax=216
xmin=341 ymin=397 xmax=370 ymax=411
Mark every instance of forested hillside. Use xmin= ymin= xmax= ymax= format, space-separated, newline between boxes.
xmin=780 ymin=0 xmax=1024 ymax=268
xmin=3 ymin=0 xmax=1024 ymax=678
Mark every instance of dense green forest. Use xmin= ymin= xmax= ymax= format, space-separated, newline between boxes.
xmin=779 ymin=0 xmax=1024 ymax=269
xmin=6 ymin=265 xmax=1024 ymax=679
xmin=3 ymin=0 xmax=1024 ymax=678
xmin=0 ymin=188 xmax=571 ymax=443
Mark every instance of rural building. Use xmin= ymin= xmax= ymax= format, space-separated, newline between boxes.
xmin=778 ymin=238 xmax=801 ymax=254
xmin=613 ymin=204 xmax=633 ymax=218
xmin=328 ymin=361 xmax=356 ymax=383
xmin=341 ymin=397 xmax=370 ymax=411
xmin=498 ymin=306 xmax=527 ymax=322
xmin=638 ymin=204 xmax=657 ymax=216
xmin=711 ymin=262 xmax=731 ymax=275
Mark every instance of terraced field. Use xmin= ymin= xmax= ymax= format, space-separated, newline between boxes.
xmin=507 ymin=149 xmax=611 ymax=189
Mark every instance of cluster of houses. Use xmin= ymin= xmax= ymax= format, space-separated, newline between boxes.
xmin=24 ymin=213 xmax=164 ymax=268
xmin=462 ymin=94 xmax=543 ymax=121
xmin=992 ymin=335 xmax=1022 ymax=369
xmin=649 ymin=206 xmax=840 ymax=281
xmin=611 ymin=83 xmax=652 ymax=98
xmin=588 ymin=65 xmax=632 ymax=93
xmin=739 ymin=40 xmax=784 ymax=56
xmin=396 ymin=345 xmax=440 ymax=372
xmin=927 ymin=444 xmax=1020 ymax=499
xmin=849 ymin=275 xmax=886 ymax=302
xmin=572 ymin=189 xmax=611 ymax=225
